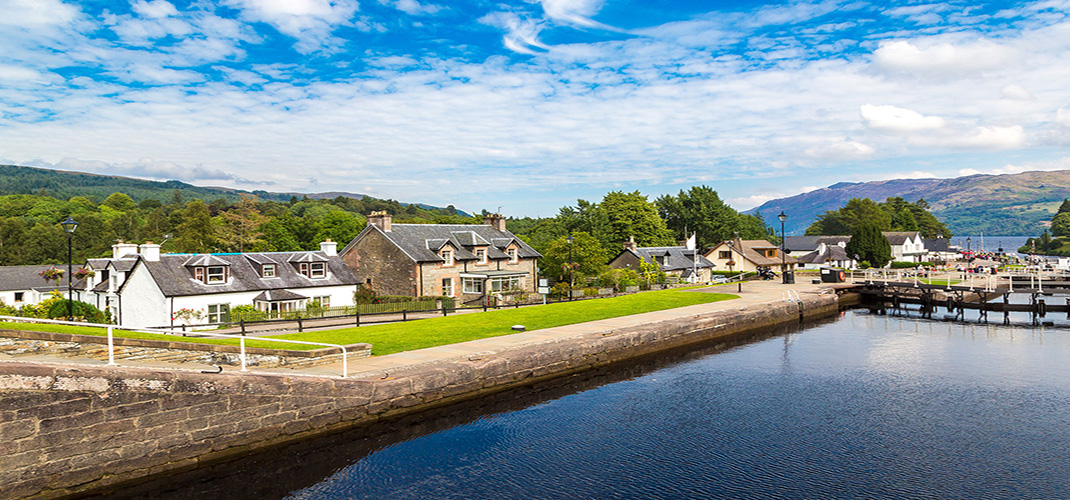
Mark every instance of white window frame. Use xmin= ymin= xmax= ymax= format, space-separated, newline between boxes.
xmin=262 ymin=264 xmax=276 ymax=278
xmin=309 ymin=262 xmax=326 ymax=279
xmin=489 ymin=276 xmax=521 ymax=292
xmin=476 ymin=248 xmax=486 ymax=264
xmin=442 ymin=277 xmax=454 ymax=297
xmin=312 ymin=295 xmax=330 ymax=308
xmin=299 ymin=263 xmax=309 ymax=276
xmin=13 ymin=292 xmax=23 ymax=303
xmin=206 ymin=266 xmax=226 ymax=284
xmin=463 ymin=277 xmax=483 ymax=294
xmin=507 ymin=248 xmax=517 ymax=263
xmin=441 ymin=249 xmax=454 ymax=266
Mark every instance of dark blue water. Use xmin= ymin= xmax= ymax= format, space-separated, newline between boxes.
xmin=282 ymin=310 xmax=1070 ymax=500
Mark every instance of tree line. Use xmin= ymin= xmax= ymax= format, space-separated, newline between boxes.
xmin=805 ymin=197 xmax=951 ymax=239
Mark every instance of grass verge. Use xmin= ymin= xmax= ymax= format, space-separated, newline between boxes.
xmin=0 ymin=322 xmax=313 ymax=350
xmin=270 ymin=287 xmax=737 ymax=356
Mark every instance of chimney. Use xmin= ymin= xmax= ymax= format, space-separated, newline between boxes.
xmin=623 ymin=236 xmax=638 ymax=252
xmin=320 ymin=239 xmax=338 ymax=256
xmin=139 ymin=242 xmax=160 ymax=262
xmin=112 ymin=241 xmax=139 ymax=259
xmin=484 ymin=213 xmax=507 ymax=231
xmin=367 ymin=211 xmax=392 ymax=232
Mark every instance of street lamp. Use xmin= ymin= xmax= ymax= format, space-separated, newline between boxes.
xmin=60 ymin=216 xmax=79 ymax=321
xmin=566 ymin=232 xmax=574 ymax=301
xmin=778 ymin=211 xmax=790 ymax=284
xmin=967 ymin=237 xmax=972 ymax=253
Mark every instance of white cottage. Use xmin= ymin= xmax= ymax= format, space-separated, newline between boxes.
xmin=86 ymin=241 xmax=361 ymax=328
xmin=883 ymin=232 xmax=928 ymax=263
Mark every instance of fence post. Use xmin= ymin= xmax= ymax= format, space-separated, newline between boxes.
xmin=297 ymin=317 xmax=303 ymax=332
xmin=240 ymin=319 xmax=245 ymax=336
xmin=106 ymin=325 xmax=116 ymax=366
xmin=239 ymin=336 xmax=248 ymax=372
xmin=402 ymin=310 xmax=407 ymax=322
xmin=442 ymin=305 xmax=447 ymax=316
xmin=356 ymin=311 xmax=361 ymax=327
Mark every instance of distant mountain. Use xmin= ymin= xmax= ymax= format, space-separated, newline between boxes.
xmin=0 ymin=164 xmax=466 ymax=214
xmin=750 ymin=170 xmax=1070 ymax=236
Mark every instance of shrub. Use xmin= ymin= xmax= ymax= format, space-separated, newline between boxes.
xmin=46 ymin=300 xmax=107 ymax=323
xmin=353 ymin=285 xmax=376 ymax=305
xmin=375 ymin=295 xmax=415 ymax=304
xmin=549 ymin=282 xmax=570 ymax=299
xmin=230 ymin=305 xmax=265 ymax=322
xmin=889 ymin=261 xmax=935 ymax=269
xmin=583 ymin=287 xmax=599 ymax=296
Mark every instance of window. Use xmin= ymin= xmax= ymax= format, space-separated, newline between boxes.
xmin=476 ymin=249 xmax=486 ymax=264
xmin=441 ymin=250 xmax=454 ymax=266
xmin=309 ymin=262 xmax=326 ymax=278
xmin=489 ymin=276 xmax=521 ymax=292
xmin=442 ymin=278 xmax=454 ymax=297
xmin=206 ymin=266 xmax=226 ymax=284
xmin=262 ymin=264 xmax=276 ymax=278
xmin=13 ymin=292 xmax=23 ymax=303
xmin=313 ymin=295 xmax=330 ymax=308
xmin=765 ymin=249 xmax=777 ymax=258
xmin=719 ymin=251 xmax=731 ymax=259
xmin=507 ymin=248 xmax=518 ymax=263
xmin=463 ymin=277 xmax=483 ymax=294
xmin=194 ymin=267 xmax=203 ymax=281
xmin=299 ymin=263 xmax=308 ymax=276
xmin=207 ymin=304 xmax=230 ymax=323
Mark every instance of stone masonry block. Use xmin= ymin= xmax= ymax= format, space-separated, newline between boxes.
xmin=0 ymin=419 xmax=37 ymax=441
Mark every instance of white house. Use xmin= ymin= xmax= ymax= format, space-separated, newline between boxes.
xmin=85 ymin=241 xmax=361 ymax=328
xmin=883 ymin=232 xmax=928 ymax=263
xmin=0 ymin=264 xmax=76 ymax=308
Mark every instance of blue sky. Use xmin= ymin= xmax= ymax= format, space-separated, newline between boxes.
xmin=1 ymin=0 xmax=1069 ymax=216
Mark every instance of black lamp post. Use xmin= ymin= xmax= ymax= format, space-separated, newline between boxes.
xmin=60 ymin=216 xmax=79 ymax=321
xmin=967 ymin=237 xmax=972 ymax=253
xmin=778 ymin=211 xmax=789 ymax=284
xmin=566 ymin=232 xmax=574 ymax=301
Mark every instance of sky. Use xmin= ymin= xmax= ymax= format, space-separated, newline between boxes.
xmin=1 ymin=0 xmax=1069 ymax=217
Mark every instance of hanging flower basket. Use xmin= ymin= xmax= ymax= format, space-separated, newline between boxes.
xmin=39 ymin=267 xmax=64 ymax=283
xmin=74 ymin=267 xmax=95 ymax=280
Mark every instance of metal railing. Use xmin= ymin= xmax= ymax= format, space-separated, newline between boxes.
xmin=0 ymin=316 xmax=351 ymax=378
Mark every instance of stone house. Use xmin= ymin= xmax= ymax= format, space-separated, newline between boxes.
xmin=339 ymin=212 xmax=541 ymax=304
xmin=80 ymin=240 xmax=361 ymax=327
xmin=704 ymin=238 xmax=797 ymax=274
xmin=607 ymin=237 xmax=716 ymax=283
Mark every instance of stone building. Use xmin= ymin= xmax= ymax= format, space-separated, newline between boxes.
xmin=339 ymin=212 xmax=541 ymax=304
xmin=704 ymin=238 xmax=797 ymax=274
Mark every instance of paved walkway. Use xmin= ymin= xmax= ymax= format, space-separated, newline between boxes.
xmin=0 ymin=279 xmax=847 ymax=378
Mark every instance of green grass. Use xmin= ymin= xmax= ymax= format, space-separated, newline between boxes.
xmin=0 ymin=287 xmax=737 ymax=356
xmin=270 ymin=287 xmax=738 ymax=356
xmin=0 ymin=321 xmax=313 ymax=350
xmin=919 ymin=279 xmax=963 ymax=285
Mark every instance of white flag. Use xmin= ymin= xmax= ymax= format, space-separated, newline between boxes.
xmin=685 ymin=233 xmax=696 ymax=250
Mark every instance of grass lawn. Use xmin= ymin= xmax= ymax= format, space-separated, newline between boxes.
xmin=0 ymin=321 xmax=314 ymax=350
xmin=270 ymin=287 xmax=738 ymax=356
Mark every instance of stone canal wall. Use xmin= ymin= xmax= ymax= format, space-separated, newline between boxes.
xmin=1 ymin=292 xmax=846 ymax=499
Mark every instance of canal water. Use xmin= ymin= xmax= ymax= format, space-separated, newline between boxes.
xmin=113 ymin=310 xmax=1070 ymax=499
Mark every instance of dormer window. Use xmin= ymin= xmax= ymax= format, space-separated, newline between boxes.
xmin=194 ymin=267 xmax=203 ymax=281
xmin=206 ymin=266 xmax=226 ymax=284
xmin=262 ymin=264 xmax=276 ymax=278
xmin=441 ymin=249 xmax=454 ymax=266
xmin=476 ymin=248 xmax=487 ymax=264
xmin=507 ymin=248 xmax=517 ymax=263
xmin=299 ymin=262 xmax=326 ymax=278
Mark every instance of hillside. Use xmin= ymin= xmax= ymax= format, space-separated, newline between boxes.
xmin=750 ymin=170 xmax=1070 ymax=236
xmin=0 ymin=164 xmax=460 ymax=213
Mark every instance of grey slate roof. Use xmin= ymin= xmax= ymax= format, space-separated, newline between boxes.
xmin=784 ymin=236 xmax=851 ymax=253
xmin=345 ymin=223 xmax=542 ymax=263
xmin=923 ymin=238 xmax=952 ymax=252
xmin=796 ymin=245 xmax=850 ymax=264
xmin=622 ymin=246 xmax=716 ymax=271
xmin=126 ymin=251 xmax=360 ymax=297
xmin=0 ymin=265 xmax=73 ymax=292
xmin=253 ymin=289 xmax=308 ymax=301
xmin=883 ymin=231 xmax=921 ymax=245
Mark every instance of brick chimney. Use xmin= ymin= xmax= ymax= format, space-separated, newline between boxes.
xmin=484 ymin=213 xmax=506 ymax=231
xmin=623 ymin=236 xmax=638 ymax=252
xmin=367 ymin=211 xmax=392 ymax=232
xmin=320 ymin=239 xmax=338 ymax=256
xmin=139 ymin=242 xmax=160 ymax=262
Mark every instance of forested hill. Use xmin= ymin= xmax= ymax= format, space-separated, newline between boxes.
xmin=750 ymin=170 xmax=1070 ymax=236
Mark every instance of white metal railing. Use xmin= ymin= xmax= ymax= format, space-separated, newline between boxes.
xmin=0 ymin=316 xmax=351 ymax=377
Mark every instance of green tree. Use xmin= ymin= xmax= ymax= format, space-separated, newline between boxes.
xmin=892 ymin=207 xmax=919 ymax=232
xmin=174 ymin=200 xmax=215 ymax=252
xmin=845 ymin=222 xmax=892 ymax=268
xmin=601 ymin=190 xmax=673 ymax=248
xmin=102 ymin=192 xmax=137 ymax=211
xmin=216 ymin=195 xmax=267 ymax=252
xmin=1052 ymin=213 xmax=1070 ymax=237
xmin=655 ymin=185 xmax=764 ymax=249
xmin=314 ymin=210 xmax=365 ymax=246
xmin=539 ymin=231 xmax=608 ymax=284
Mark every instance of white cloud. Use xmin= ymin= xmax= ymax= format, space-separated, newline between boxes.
xmin=1001 ymin=84 xmax=1036 ymax=100
xmin=479 ymin=12 xmax=549 ymax=55
xmin=0 ymin=64 xmax=45 ymax=82
xmin=0 ymin=0 xmax=79 ymax=27
xmin=388 ymin=0 xmax=443 ymax=15
xmin=873 ymin=39 xmax=1019 ymax=78
xmin=957 ymin=157 xmax=1070 ymax=176
xmin=950 ymin=125 xmax=1027 ymax=149
xmin=540 ymin=0 xmax=612 ymax=30
xmin=860 ymin=104 xmax=945 ymax=132
xmin=224 ymin=0 xmax=360 ymax=53
xmin=804 ymin=139 xmax=876 ymax=160
xmin=1057 ymin=108 xmax=1070 ymax=126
